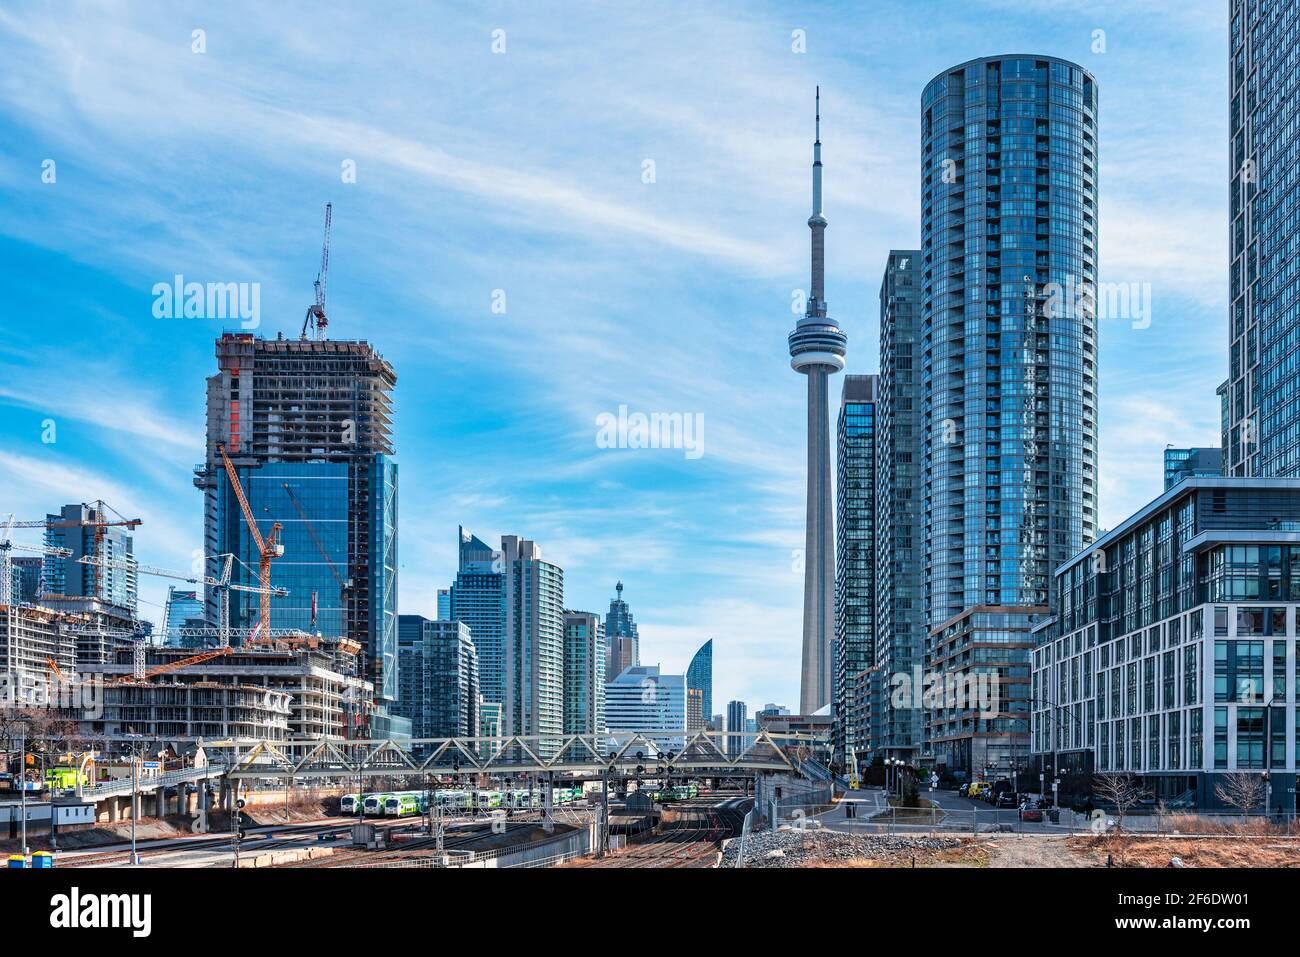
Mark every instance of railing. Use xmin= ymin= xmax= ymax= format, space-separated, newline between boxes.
xmin=83 ymin=763 xmax=226 ymax=800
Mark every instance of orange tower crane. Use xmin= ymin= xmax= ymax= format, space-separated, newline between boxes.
xmin=217 ymin=444 xmax=283 ymax=640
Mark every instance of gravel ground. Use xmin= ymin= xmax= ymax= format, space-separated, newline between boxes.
xmin=720 ymin=827 xmax=963 ymax=868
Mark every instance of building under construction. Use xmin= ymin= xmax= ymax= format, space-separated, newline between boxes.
xmin=0 ymin=604 xmax=75 ymax=703
xmin=193 ymin=333 xmax=399 ymax=714
xmin=87 ymin=639 xmax=373 ymax=742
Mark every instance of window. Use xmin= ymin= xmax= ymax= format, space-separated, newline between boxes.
xmin=1214 ymin=707 xmax=1228 ymax=769
xmin=1237 ymin=707 xmax=1265 ymax=769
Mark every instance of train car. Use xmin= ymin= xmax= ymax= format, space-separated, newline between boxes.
xmin=474 ymin=790 xmax=503 ymax=810
xmin=383 ymin=792 xmax=425 ymax=817
xmin=339 ymin=793 xmax=362 ymax=815
xmin=438 ymin=790 xmax=472 ymax=811
xmin=362 ymin=793 xmax=392 ymax=816
xmin=509 ymin=789 xmax=533 ymax=809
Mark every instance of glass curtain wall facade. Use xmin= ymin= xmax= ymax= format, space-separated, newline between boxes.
xmin=686 ymin=639 xmax=713 ymax=721
xmin=1224 ymin=0 xmax=1300 ymax=476
xmin=876 ymin=250 xmax=924 ymax=762
xmin=921 ymin=56 xmax=1098 ymax=774
xmin=1031 ymin=478 xmax=1300 ymax=809
xmin=835 ymin=374 xmax=878 ymax=764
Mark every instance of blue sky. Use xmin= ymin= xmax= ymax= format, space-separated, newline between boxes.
xmin=0 ymin=0 xmax=1228 ymax=714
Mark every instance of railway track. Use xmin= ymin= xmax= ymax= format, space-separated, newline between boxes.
xmin=577 ymin=798 xmax=748 ymax=868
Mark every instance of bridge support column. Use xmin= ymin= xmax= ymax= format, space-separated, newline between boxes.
xmin=597 ymin=770 xmax=609 ymax=858
xmin=543 ymin=772 xmax=554 ymax=834
xmin=107 ymin=796 xmax=122 ymax=823
xmin=154 ymin=787 xmax=166 ymax=818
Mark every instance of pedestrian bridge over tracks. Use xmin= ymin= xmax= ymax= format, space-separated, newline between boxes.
xmin=203 ymin=731 xmax=819 ymax=781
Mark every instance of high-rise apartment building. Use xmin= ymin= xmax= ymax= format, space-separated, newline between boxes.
xmin=834 ymin=374 xmax=877 ymax=765
xmin=162 ymin=587 xmax=205 ymax=647
xmin=563 ymin=609 xmax=606 ymax=735
xmin=1223 ymin=0 xmax=1300 ymax=476
xmin=395 ymin=615 xmax=479 ymax=741
xmin=451 ymin=529 xmax=564 ymax=743
xmin=921 ymin=56 xmax=1099 ymax=773
xmin=193 ymin=333 xmax=398 ymax=703
xmin=875 ymin=250 xmax=925 ymax=762
xmin=43 ymin=502 xmax=138 ymax=614
xmin=450 ymin=528 xmax=505 ymax=710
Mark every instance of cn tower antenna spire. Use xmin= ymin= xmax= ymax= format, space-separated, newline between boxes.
xmin=788 ymin=85 xmax=846 ymax=716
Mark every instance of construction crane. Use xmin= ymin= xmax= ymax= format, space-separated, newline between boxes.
xmin=45 ymin=656 xmax=65 ymax=686
xmin=0 ymin=514 xmax=73 ymax=606
xmin=106 ymin=646 xmax=233 ymax=686
xmin=282 ymin=482 xmax=351 ymax=633
xmin=301 ymin=201 xmax=332 ymax=341
xmin=8 ymin=503 xmax=142 ymax=603
xmin=217 ymin=444 xmax=284 ymax=641
xmin=77 ymin=554 xmax=284 ymax=649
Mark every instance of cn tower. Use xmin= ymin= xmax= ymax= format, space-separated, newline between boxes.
xmin=788 ymin=87 xmax=847 ymax=714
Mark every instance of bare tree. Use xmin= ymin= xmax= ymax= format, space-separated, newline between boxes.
xmin=1215 ymin=771 xmax=1266 ymax=819
xmin=1093 ymin=771 xmax=1142 ymax=835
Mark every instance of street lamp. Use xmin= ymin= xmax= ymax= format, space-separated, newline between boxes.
xmin=14 ymin=716 xmax=33 ymax=861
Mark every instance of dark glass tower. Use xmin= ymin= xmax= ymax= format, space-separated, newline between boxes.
xmin=834 ymin=374 xmax=877 ymax=764
xmin=876 ymin=251 xmax=924 ymax=761
xmin=921 ymin=56 xmax=1099 ymax=773
xmin=686 ymin=638 xmax=713 ymax=720
xmin=1223 ymin=0 xmax=1300 ymax=476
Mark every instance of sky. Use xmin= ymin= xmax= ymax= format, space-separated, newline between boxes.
xmin=0 ymin=0 xmax=1229 ymax=715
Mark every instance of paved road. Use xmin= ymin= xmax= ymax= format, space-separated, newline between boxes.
xmin=810 ymin=787 xmax=1086 ymax=835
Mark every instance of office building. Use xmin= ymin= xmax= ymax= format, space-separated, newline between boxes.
xmin=605 ymin=664 xmax=686 ymax=750
xmin=563 ymin=609 xmax=606 ymax=735
xmin=686 ymin=688 xmax=705 ymax=732
xmin=1222 ymin=0 xmax=1300 ymax=477
xmin=726 ymin=699 xmax=748 ymax=757
xmin=686 ymin=638 xmax=713 ymax=721
xmin=437 ymin=588 xmax=452 ymax=620
xmin=1031 ymin=477 xmax=1300 ymax=809
xmin=396 ymin=615 xmax=479 ymax=741
xmin=875 ymin=250 xmax=925 ymax=762
xmin=835 ymin=374 xmax=877 ymax=766
xmin=1165 ymin=447 xmax=1223 ymax=490
xmin=193 ymin=333 xmax=398 ymax=707
xmin=921 ymin=56 xmax=1099 ymax=773
xmin=162 ymin=587 xmax=205 ymax=647
xmin=605 ymin=581 xmax=640 ymax=675
xmin=790 ymin=90 xmax=848 ymax=714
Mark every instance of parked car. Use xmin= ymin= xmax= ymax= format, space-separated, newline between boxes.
xmin=996 ymin=792 xmax=1018 ymax=808
xmin=1021 ymin=808 xmax=1044 ymax=823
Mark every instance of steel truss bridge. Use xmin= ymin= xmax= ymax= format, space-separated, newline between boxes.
xmin=205 ymin=731 xmax=817 ymax=781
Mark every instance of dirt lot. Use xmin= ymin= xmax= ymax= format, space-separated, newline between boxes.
xmin=1066 ymin=833 xmax=1300 ymax=868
